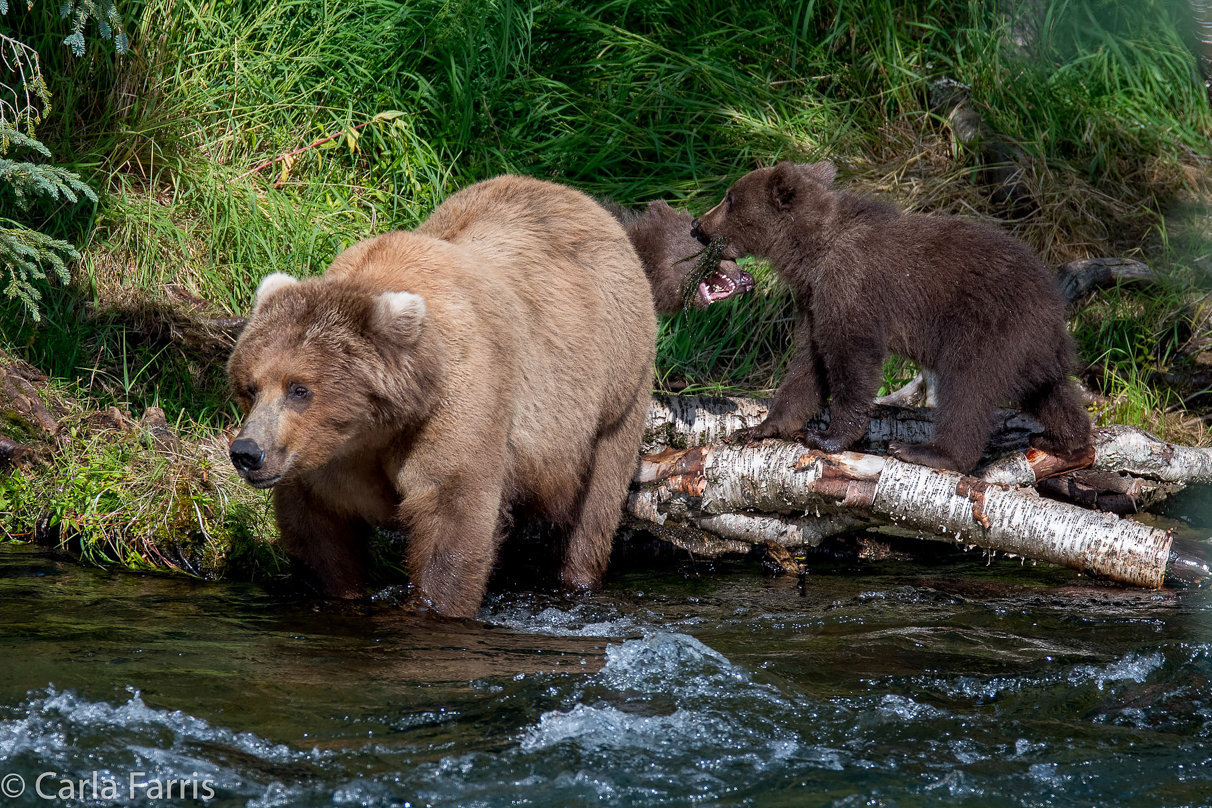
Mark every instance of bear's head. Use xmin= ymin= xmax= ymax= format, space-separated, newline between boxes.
xmin=692 ymin=161 xmax=838 ymax=261
xmin=226 ymin=273 xmax=444 ymax=488
xmin=632 ymin=199 xmax=755 ymax=312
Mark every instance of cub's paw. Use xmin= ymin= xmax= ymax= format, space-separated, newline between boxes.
xmin=794 ymin=429 xmax=848 ymax=454
xmin=887 ymin=441 xmax=958 ymax=471
xmin=730 ymin=420 xmax=787 ymax=444
xmin=1028 ymin=435 xmax=1095 ymax=465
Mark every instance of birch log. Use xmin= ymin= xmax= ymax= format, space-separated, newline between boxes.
xmin=633 ymin=395 xmax=1212 ymax=587
xmin=629 ymin=443 xmax=1182 ymax=588
xmin=643 ymin=395 xmax=1039 ymax=456
xmin=646 ymin=394 xmax=1212 ymax=488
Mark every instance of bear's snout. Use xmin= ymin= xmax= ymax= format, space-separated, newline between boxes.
xmin=230 ymin=437 xmax=266 ymax=473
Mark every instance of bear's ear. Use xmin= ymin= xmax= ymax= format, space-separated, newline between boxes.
xmin=647 ymin=199 xmax=673 ymax=214
xmin=253 ymin=272 xmax=299 ymax=312
xmin=769 ymin=162 xmax=803 ymax=211
xmin=372 ymin=291 xmax=427 ymax=345
xmin=800 ymin=161 xmax=837 ymax=187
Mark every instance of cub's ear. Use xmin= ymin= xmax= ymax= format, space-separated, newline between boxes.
xmin=800 ymin=161 xmax=837 ymax=187
xmin=372 ymin=291 xmax=427 ymax=345
xmin=769 ymin=161 xmax=803 ymax=211
xmin=647 ymin=199 xmax=673 ymax=214
xmin=253 ymin=272 xmax=299 ymax=312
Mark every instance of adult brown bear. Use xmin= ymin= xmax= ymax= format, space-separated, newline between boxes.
xmin=693 ymin=161 xmax=1090 ymax=473
xmin=227 ymin=176 xmax=656 ymax=617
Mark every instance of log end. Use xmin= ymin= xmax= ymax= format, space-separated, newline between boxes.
xmin=1165 ymin=536 xmax=1212 ymax=588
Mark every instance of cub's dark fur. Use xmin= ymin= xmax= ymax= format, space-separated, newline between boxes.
xmin=694 ymin=161 xmax=1090 ymax=472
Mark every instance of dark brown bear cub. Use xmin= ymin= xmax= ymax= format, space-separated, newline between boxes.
xmin=693 ymin=161 xmax=1090 ymax=473
xmin=227 ymin=175 xmax=656 ymax=617
xmin=603 ymin=198 xmax=754 ymax=313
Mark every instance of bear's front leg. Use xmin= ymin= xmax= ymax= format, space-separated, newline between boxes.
xmin=398 ymin=481 xmax=504 ymax=619
xmin=273 ymin=482 xmax=371 ymax=598
xmin=735 ymin=313 xmax=827 ymax=442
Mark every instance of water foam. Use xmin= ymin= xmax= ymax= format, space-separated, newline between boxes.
xmin=0 ymin=687 xmax=322 ymax=803
xmin=1069 ymin=651 xmax=1165 ymax=690
xmin=517 ymin=632 xmax=842 ymax=775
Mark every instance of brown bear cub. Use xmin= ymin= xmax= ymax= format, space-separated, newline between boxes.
xmin=227 ymin=175 xmax=656 ymax=617
xmin=602 ymin=199 xmax=754 ymax=313
xmin=693 ymin=161 xmax=1090 ymax=473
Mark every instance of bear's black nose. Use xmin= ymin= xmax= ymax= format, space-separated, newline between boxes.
xmin=230 ymin=438 xmax=265 ymax=472
xmin=690 ymin=218 xmax=709 ymax=246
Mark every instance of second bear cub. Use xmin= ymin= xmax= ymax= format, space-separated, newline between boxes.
xmin=603 ymin=199 xmax=754 ymax=313
xmin=693 ymin=161 xmax=1090 ymax=473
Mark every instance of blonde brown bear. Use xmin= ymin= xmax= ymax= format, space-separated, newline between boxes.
xmin=226 ymin=175 xmax=656 ymax=617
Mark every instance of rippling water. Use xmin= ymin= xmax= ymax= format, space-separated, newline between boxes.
xmin=1 ymin=541 xmax=1210 ymax=807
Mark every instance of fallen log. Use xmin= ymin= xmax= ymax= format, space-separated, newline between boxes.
xmin=629 ymin=441 xmax=1198 ymax=588
xmin=1056 ymin=257 xmax=1164 ymax=309
xmin=647 ymin=395 xmax=1211 ymax=489
xmin=1 ymin=363 xmax=58 ymax=436
xmin=1035 ymin=468 xmax=1180 ymax=516
xmin=634 ymin=395 xmax=1212 ymax=587
xmin=645 ymin=395 xmax=1039 ymax=457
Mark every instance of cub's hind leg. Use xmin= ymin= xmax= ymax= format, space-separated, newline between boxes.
xmin=890 ymin=368 xmax=1001 ymax=473
xmin=1023 ymin=378 xmax=1092 ymax=459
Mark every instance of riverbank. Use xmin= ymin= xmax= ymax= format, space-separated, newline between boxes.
xmin=1 ymin=0 xmax=1211 ymax=581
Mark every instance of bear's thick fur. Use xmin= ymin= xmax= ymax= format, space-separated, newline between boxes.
xmin=602 ymin=199 xmax=754 ymax=313
xmin=227 ymin=175 xmax=656 ymax=617
xmin=693 ymin=161 xmax=1090 ymax=473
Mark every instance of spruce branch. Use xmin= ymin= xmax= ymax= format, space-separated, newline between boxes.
xmin=0 ymin=33 xmax=51 ymax=133
xmin=0 ymin=128 xmax=95 ymax=318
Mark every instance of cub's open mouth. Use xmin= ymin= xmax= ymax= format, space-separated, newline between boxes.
xmin=696 ymin=261 xmax=755 ymax=307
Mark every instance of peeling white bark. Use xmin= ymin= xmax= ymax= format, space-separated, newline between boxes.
xmin=631 ymin=396 xmax=1212 ymax=587
xmin=626 ymin=484 xmax=872 ymax=558
xmin=981 ymin=425 xmax=1212 ymax=490
xmin=643 ymin=395 xmax=1038 ymax=455
xmin=646 ymin=395 xmax=1212 ymax=489
xmin=629 ymin=440 xmax=1180 ymax=587
xmin=874 ymin=370 xmax=940 ymax=407
xmin=869 ymin=459 xmax=1171 ymax=588
xmin=1092 ymin=425 xmax=1212 ymax=484
xmin=643 ymin=395 xmax=769 ymax=453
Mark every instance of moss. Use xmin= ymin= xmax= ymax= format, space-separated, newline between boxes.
xmin=0 ymin=388 xmax=284 ymax=581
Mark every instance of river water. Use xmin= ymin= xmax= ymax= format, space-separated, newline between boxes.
xmin=1 ymin=536 xmax=1210 ymax=807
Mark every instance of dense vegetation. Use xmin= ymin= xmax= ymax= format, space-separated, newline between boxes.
xmin=0 ymin=0 xmax=1209 ymax=574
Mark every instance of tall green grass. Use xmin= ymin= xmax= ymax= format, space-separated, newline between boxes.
xmin=1 ymin=0 xmax=1207 ymax=426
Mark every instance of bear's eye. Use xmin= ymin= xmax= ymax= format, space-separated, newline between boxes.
xmin=288 ymin=383 xmax=311 ymax=401
xmin=725 ymin=191 xmax=734 ymax=209
xmin=244 ymin=380 xmax=258 ymax=398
